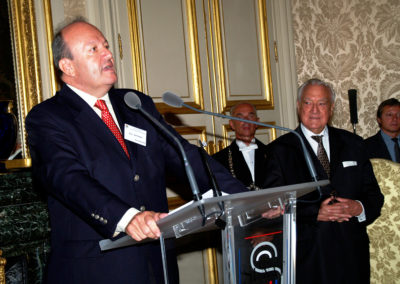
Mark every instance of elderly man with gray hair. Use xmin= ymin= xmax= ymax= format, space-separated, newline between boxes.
xmin=263 ymin=78 xmax=383 ymax=284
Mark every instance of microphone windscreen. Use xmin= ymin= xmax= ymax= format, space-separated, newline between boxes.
xmin=124 ymin=91 xmax=141 ymax=110
xmin=348 ymin=89 xmax=358 ymax=124
xmin=162 ymin=92 xmax=183 ymax=108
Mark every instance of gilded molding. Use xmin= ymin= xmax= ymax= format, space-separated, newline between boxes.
xmin=205 ymin=248 xmax=219 ymax=284
xmin=8 ymin=0 xmax=42 ymax=159
xmin=212 ymin=0 xmax=227 ymax=112
xmin=43 ymin=0 xmax=57 ymax=95
xmin=127 ymin=0 xmax=144 ymax=92
xmin=185 ymin=0 xmax=204 ymax=110
xmin=0 ymin=250 xmax=5 ymax=284
xmin=257 ymin=0 xmax=274 ymax=106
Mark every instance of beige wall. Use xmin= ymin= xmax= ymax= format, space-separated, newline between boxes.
xmin=292 ymin=0 xmax=400 ymax=138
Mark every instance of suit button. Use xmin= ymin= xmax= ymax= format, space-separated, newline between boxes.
xmin=95 ymin=214 xmax=99 ymax=220
xmin=134 ymin=174 xmax=140 ymax=182
xmin=140 ymin=205 xmax=146 ymax=212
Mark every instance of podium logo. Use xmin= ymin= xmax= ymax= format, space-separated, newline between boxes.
xmin=250 ymin=241 xmax=282 ymax=275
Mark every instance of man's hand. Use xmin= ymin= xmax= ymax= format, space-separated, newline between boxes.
xmin=317 ymin=197 xmax=362 ymax=222
xmin=261 ymin=207 xmax=283 ymax=219
xmin=125 ymin=211 xmax=168 ymax=241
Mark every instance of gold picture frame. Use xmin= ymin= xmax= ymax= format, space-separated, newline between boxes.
xmin=5 ymin=0 xmax=42 ymax=167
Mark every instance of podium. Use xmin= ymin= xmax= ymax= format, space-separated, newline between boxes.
xmin=100 ymin=180 xmax=328 ymax=284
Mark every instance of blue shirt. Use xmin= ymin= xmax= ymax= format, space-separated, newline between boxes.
xmin=380 ymin=130 xmax=400 ymax=162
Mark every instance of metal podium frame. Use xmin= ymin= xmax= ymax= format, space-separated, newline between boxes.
xmin=99 ymin=180 xmax=329 ymax=284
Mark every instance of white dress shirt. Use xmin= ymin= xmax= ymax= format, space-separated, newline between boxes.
xmin=236 ymin=138 xmax=258 ymax=182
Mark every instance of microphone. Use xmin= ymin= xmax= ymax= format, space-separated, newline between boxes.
xmin=124 ymin=91 xmax=203 ymax=203
xmin=197 ymin=140 xmax=226 ymax=229
xmin=162 ymin=92 xmax=322 ymax=199
xmin=348 ymin=89 xmax=358 ymax=134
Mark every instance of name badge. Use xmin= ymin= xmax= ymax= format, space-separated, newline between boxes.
xmin=124 ymin=124 xmax=147 ymax=146
xmin=342 ymin=161 xmax=357 ymax=168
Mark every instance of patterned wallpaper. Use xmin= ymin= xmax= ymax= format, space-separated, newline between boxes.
xmin=292 ymin=0 xmax=400 ymax=138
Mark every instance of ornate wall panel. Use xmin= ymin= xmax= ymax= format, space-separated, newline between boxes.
xmin=292 ymin=0 xmax=400 ymax=138
xmin=127 ymin=0 xmax=204 ymax=114
xmin=212 ymin=0 xmax=274 ymax=113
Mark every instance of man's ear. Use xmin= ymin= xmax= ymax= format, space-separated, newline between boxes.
xmin=58 ymin=58 xmax=75 ymax=77
xmin=229 ymin=119 xmax=236 ymax=130
xmin=377 ymin=117 xmax=382 ymax=127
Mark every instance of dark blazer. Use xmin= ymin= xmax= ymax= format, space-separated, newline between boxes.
xmin=364 ymin=131 xmax=393 ymax=161
xmin=212 ymin=139 xmax=268 ymax=189
xmin=26 ymin=85 xmax=246 ymax=284
xmin=263 ymin=126 xmax=383 ymax=284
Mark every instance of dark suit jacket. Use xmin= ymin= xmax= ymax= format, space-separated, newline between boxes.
xmin=263 ymin=126 xmax=383 ymax=284
xmin=26 ymin=85 xmax=246 ymax=284
xmin=212 ymin=139 xmax=268 ymax=189
xmin=364 ymin=131 xmax=393 ymax=161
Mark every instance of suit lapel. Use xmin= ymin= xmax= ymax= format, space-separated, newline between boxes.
xmin=59 ymin=85 xmax=132 ymax=164
xmin=230 ymin=141 xmax=253 ymax=185
xmin=254 ymin=139 xmax=267 ymax=186
xmin=328 ymin=127 xmax=344 ymax=177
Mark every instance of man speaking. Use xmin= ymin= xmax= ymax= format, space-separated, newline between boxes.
xmin=26 ymin=18 xmax=246 ymax=284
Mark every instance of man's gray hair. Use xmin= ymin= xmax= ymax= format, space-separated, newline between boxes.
xmin=297 ymin=78 xmax=336 ymax=103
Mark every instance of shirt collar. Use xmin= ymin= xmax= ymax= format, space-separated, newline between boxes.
xmin=236 ymin=138 xmax=258 ymax=151
xmin=67 ymin=84 xmax=110 ymax=108
xmin=300 ymin=123 xmax=328 ymax=139
xmin=380 ymin=129 xmax=400 ymax=142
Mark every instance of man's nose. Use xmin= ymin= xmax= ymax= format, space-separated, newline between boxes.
xmin=102 ymin=48 xmax=113 ymax=59
xmin=311 ymin=103 xmax=319 ymax=113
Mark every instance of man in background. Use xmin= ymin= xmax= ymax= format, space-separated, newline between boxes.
xmin=213 ymin=102 xmax=282 ymax=283
xmin=25 ymin=18 xmax=246 ymax=284
xmin=364 ymin=98 xmax=400 ymax=163
xmin=212 ymin=102 xmax=268 ymax=190
xmin=264 ymin=78 xmax=383 ymax=284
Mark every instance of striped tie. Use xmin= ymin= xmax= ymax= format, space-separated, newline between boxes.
xmin=311 ymin=135 xmax=330 ymax=178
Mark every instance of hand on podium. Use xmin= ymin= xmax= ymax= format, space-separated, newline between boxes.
xmin=261 ymin=207 xmax=283 ymax=219
xmin=125 ymin=211 xmax=168 ymax=241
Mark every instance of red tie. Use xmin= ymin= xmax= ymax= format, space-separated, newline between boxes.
xmin=94 ymin=99 xmax=130 ymax=158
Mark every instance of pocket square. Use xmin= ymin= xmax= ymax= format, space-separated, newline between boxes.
xmin=342 ymin=161 xmax=357 ymax=167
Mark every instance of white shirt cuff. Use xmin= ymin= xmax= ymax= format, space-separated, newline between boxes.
xmin=113 ymin=208 xmax=140 ymax=237
xmin=356 ymin=200 xmax=366 ymax=222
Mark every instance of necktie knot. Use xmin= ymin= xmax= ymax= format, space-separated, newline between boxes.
xmin=95 ymin=99 xmax=108 ymax=111
xmin=311 ymin=135 xmax=323 ymax=144
xmin=392 ymin=137 xmax=399 ymax=144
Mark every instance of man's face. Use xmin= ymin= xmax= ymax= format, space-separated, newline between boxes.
xmin=229 ymin=103 xmax=259 ymax=144
xmin=378 ymin=105 xmax=400 ymax=137
xmin=297 ymin=84 xmax=334 ymax=134
xmin=60 ymin=22 xmax=117 ymax=97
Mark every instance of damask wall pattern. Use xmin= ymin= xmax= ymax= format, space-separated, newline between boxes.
xmin=291 ymin=0 xmax=400 ymax=138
